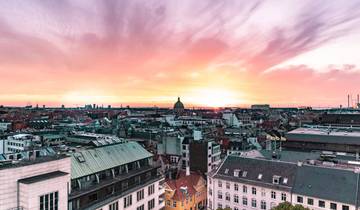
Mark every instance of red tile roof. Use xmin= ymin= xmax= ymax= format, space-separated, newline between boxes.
xmin=166 ymin=170 xmax=204 ymax=200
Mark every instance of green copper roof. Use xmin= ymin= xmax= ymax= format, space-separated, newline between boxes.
xmin=71 ymin=141 xmax=152 ymax=179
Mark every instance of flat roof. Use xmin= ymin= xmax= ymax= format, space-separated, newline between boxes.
xmin=287 ymin=127 xmax=360 ymax=138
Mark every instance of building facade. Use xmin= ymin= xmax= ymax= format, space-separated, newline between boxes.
xmin=208 ymin=155 xmax=360 ymax=210
xmin=68 ymin=141 xmax=165 ymax=210
xmin=0 ymin=156 xmax=71 ymax=210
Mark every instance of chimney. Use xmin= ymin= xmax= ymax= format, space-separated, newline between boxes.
xmin=186 ymin=166 xmax=190 ymax=176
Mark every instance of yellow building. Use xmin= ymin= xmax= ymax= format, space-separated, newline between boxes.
xmin=164 ymin=170 xmax=207 ymax=210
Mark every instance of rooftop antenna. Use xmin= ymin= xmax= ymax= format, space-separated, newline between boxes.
xmin=357 ymin=94 xmax=359 ymax=105
xmin=348 ymin=94 xmax=350 ymax=108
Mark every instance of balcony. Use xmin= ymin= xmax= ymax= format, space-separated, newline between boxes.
xmin=158 ymin=197 xmax=165 ymax=209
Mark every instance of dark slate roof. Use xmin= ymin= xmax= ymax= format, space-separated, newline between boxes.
xmin=19 ymin=171 xmax=68 ymax=184
xmin=214 ymin=155 xmax=360 ymax=204
xmin=214 ymin=156 xmax=297 ymax=191
xmin=293 ymin=165 xmax=359 ymax=205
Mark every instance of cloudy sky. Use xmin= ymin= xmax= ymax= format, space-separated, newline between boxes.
xmin=1 ymin=0 xmax=360 ymax=107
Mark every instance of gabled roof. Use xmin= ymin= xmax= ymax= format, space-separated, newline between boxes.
xmin=71 ymin=141 xmax=152 ymax=179
xmin=166 ymin=170 xmax=205 ymax=201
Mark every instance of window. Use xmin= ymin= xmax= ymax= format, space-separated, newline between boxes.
xmin=173 ymin=201 xmax=177 ymax=207
xmin=234 ymin=207 xmax=239 ymax=210
xmin=273 ymin=176 xmax=280 ymax=184
xmin=261 ymin=189 xmax=266 ymax=197
xmin=242 ymin=171 xmax=248 ymax=177
xmin=252 ymin=187 xmax=256 ymax=195
xmin=319 ymin=200 xmax=325 ymax=208
xmin=137 ymin=189 xmax=144 ymax=201
xmin=342 ymin=205 xmax=349 ymax=210
xmin=218 ymin=191 xmax=223 ymax=199
xmin=218 ymin=180 xmax=222 ymax=188
xmin=234 ymin=183 xmax=239 ymax=191
xmin=261 ymin=201 xmax=266 ymax=210
xmin=234 ymin=169 xmax=240 ymax=177
xmin=148 ymin=199 xmax=155 ymax=210
xmin=243 ymin=185 xmax=247 ymax=193
xmin=218 ymin=203 xmax=222 ymax=209
xmin=281 ymin=193 xmax=286 ymax=201
xmin=271 ymin=191 xmax=276 ymax=199
xmin=137 ymin=205 xmax=144 ymax=210
xmin=307 ymin=198 xmax=314 ymax=205
xmin=251 ymin=199 xmax=257 ymax=208
xmin=148 ymin=184 xmax=155 ymax=195
xmin=124 ymin=195 xmax=132 ymax=208
xmin=283 ymin=178 xmax=288 ymax=184
xmin=234 ymin=195 xmax=239 ymax=203
xmin=330 ymin=203 xmax=337 ymax=210
xmin=258 ymin=174 xmax=263 ymax=180
xmin=225 ymin=193 xmax=230 ymax=201
xmin=226 ymin=182 xmax=230 ymax=189
xmin=109 ymin=201 xmax=119 ymax=210
xmin=297 ymin=196 xmax=303 ymax=203
xmin=40 ymin=191 xmax=58 ymax=210
xmin=243 ymin=197 xmax=248 ymax=206
xmin=209 ymin=189 xmax=212 ymax=196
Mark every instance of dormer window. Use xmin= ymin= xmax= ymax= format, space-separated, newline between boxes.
xmin=234 ymin=169 xmax=240 ymax=177
xmin=283 ymin=178 xmax=288 ymax=184
xmin=258 ymin=174 xmax=263 ymax=180
xmin=273 ymin=175 xmax=280 ymax=184
xmin=224 ymin=169 xmax=229 ymax=174
xmin=242 ymin=171 xmax=248 ymax=177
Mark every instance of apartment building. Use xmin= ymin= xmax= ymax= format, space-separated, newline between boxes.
xmin=0 ymin=155 xmax=71 ymax=210
xmin=208 ymin=155 xmax=360 ymax=210
xmin=68 ymin=141 xmax=165 ymax=210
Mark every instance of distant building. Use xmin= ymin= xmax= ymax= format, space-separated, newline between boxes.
xmin=284 ymin=127 xmax=360 ymax=154
xmin=4 ymin=134 xmax=41 ymax=154
xmin=0 ymin=155 xmax=71 ymax=210
xmin=174 ymin=97 xmax=185 ymax=115
xmin=164 ymin=170 xmax=207 ymax=210
xmin=251 ymin=104 xmax=270 ymax=110
xmin=319 ymin=113 xmax=360 ymax=126
xmin=189 ymin=140 xmax=221 ymax=174
xmin=0 ymin=122 xmax=11 ymax=132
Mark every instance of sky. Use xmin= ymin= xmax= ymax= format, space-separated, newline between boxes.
xmin=1 ymin=0 xmax=360 ymax=108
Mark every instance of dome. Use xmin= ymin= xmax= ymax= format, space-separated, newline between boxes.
xmin=174 ymin=97 xmax=184 ymax=109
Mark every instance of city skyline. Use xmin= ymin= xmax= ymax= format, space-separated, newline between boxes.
xmin=1 ymin=0 xmax=360 ymax=107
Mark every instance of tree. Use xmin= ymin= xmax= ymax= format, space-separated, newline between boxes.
xmin=272 ymin=202 xmax=310 ymax=210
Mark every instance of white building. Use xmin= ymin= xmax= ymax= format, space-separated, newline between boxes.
xmin=0 ymin=155 xmax=71 ymax=210
xmin=208 ymin=155 xmax=360 ymax=210
xmin=0 ymin=122 xmax=11 ymax=132
xmin=222 ymin=111 xmax=241 ymax=128
xmin=4 ymin=134 xmax=41 ymax=154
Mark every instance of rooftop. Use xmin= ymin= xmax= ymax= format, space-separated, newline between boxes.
xmin=71 ymin=141 xmax=153 ymax=179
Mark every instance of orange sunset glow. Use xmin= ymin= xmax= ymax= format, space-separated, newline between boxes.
xmin=1 ymin=1 xmax=360 ymax=107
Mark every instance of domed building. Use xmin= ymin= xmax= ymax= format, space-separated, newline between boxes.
xmin=173 ymin=97 xmax=185 ymax=114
